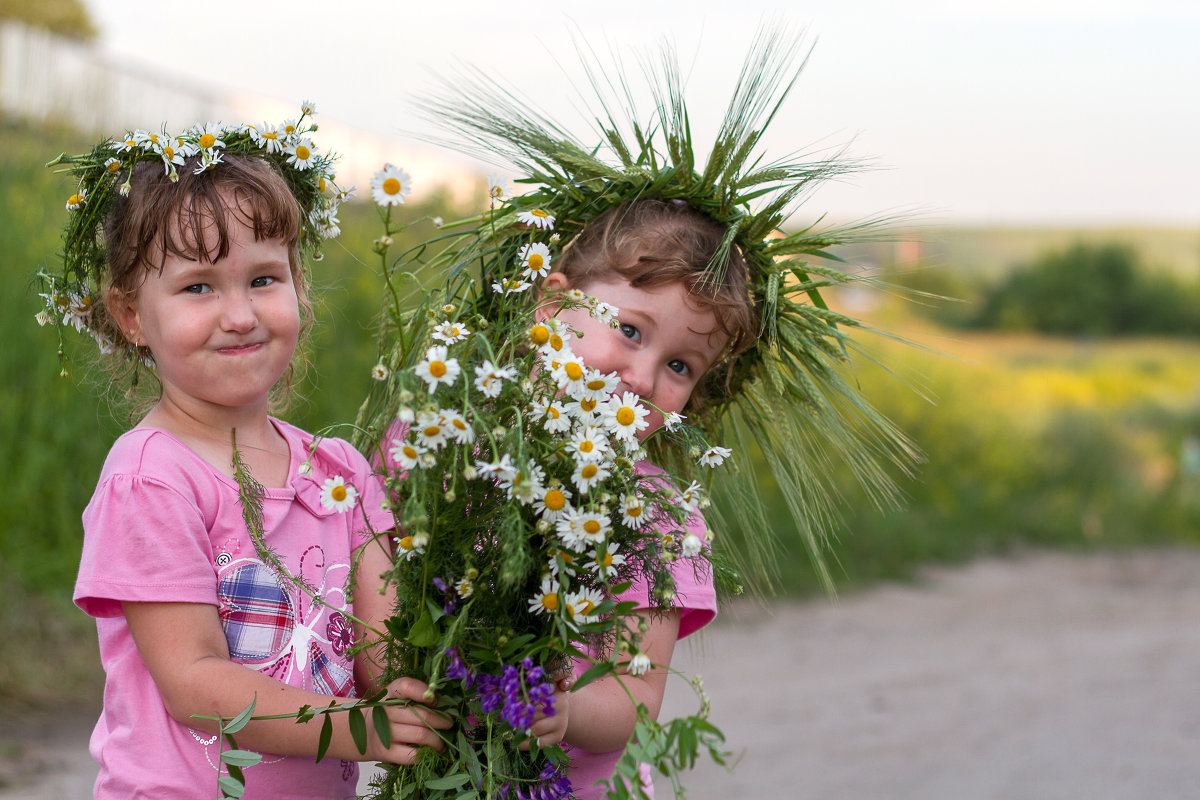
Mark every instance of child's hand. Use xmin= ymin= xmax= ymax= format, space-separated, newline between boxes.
xmin=520 ymin=674 xmax=573 ymax=750
xmin=369 ymin=677 xmax=452 ymax=764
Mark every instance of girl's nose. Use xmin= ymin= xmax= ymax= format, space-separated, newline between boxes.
xmin=620 ymin=358 xmax=655 ymax=400
xmin=220 ymin=291 xmax=258 ymax=332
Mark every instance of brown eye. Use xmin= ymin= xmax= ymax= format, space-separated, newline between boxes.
xmin=619 ymin=323 xmax=640 ymax=341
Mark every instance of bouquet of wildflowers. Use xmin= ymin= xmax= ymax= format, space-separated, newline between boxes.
xmin=353 ymin=176 xmax=728 ymax=800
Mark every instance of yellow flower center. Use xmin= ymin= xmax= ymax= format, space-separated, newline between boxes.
xmin=429 ymin=361 xmax=447 ymax=378
xmin=549 ymin=334 xmax=564 ymax=351
xmin=528 ymin=254 xmax=544 ymax=271
xmin=542 ymin=593 xmax=558 ymax=611
xmin=583 ymin=520 xmax=601 ymax=535
xmin=399 ymin=535 xmax=414 ymax=551
xmin=531 ymin=208 xmax=548 ymax=218
xmin=578 ymin=599 xmax=595 ymax=614
xmin=424 ymin=425 xmax=441 ymax=438
xmin=452 ymin=419 xmax=468 ymax=431
xmin=285 ymin=123 xmax=297 ymax=135
xmin=331 ymin=485 xmax=347 ymax=502
xmin=67 ymin=193 xmax=84 ymax=206
xmin=106 ymin=161 xmax=121 ymax=173
xmin=295 ymin=145 xmax=311 ymax=160
xmin=579 ymin=441 xmax=594 ymax=453
xmin=627 ymin=505 xmax=642 ymax=518
xmin=547 ymin=406 xmax=560 ymax=419
xmin=403 ymin=446 xmax=418 ymax=459
xmin=544 ymin=489 xmax=566 ymax=510
xmin=529 ymin=324 xmax=550 ymax=346
xmin=586 ymin=379 xmax=607 ymax=391
xmin=580 ymin=398 xmax=597 ymax=412
xmin=199 ymin=133 xmax=216 ymax=149
xmin=264 ymin=131 xmax=278 ymax=140
xmin=383 ymin=177 xmax=401 ymax=195
xmin=163 ymin=146 xmax=175 ymax=158
xmin=581 ymin=465 xmax=598 ymax=479
xmin=616 ymin=407 xmax=635 ymax=426
xmin=124 ymin=138 xmax=136 ymax=148
xmin=603 ymin=552 xmax=614 ymax=566
xmin=565 ymin=363 xmax=584 ymax=381
xmin=318 ymin=176 xmax=328 ymax=192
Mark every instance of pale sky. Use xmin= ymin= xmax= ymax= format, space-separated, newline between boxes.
xmin=83 ymin=0 xmax=1199 ymax=225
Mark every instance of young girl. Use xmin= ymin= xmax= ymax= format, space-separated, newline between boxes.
xmin=534 ymin=199 xmax=755 ymax=798
xmin=59 ymin=123 xmax=450 ymax=799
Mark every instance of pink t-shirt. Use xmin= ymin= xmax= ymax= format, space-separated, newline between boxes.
xmin=75 ymin=419 xmax=392 ymax=800
xmin=565 ymin=461 xmax=717 ymax=800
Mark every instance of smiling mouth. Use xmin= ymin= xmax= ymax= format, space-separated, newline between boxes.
xmin=216 ymin=342 xmax=265 ymax=354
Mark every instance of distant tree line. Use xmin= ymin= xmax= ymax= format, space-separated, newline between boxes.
xmin=890 ymin=241 xmax=1200 ymax=337
xmin=970 ymin=242 xmax=1200 ymax=336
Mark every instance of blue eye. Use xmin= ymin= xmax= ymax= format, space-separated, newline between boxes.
xmin=619 ymin=323 xmax=640 ymax=342
xmin=184 ymin=283 xmax=212 ymax=294
xmin=668 ymin=359 xmax=690 ymax=376
xmin=251 ymin=276 xmax=276 ymax=288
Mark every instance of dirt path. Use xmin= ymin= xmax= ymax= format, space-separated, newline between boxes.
xmin=5 ymin=549 xmax=1199 ymax=799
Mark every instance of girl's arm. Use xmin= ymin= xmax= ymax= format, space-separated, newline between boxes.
xmin=562 ymin=609 xmax=681 ymax=753
xmin=123 ymin=600 xmax=449 ymax=764
xmin=350 ymin=529 xmax=397 ymax=695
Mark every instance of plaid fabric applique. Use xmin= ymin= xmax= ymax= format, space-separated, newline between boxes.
xmin=309 ymin=640 xmax=354 ymax=697
xmin=218 ymin=561 xmax=295 ymax=661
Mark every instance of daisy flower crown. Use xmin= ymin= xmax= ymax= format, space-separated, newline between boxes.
xmin=404 ymin=25 xmax=920 ymax=590
xmin=35 ymin=102 xmax=348 ymax=372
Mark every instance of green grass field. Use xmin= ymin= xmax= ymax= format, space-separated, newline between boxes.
xmin=4 ymin=113 xmax=1199 ymax=705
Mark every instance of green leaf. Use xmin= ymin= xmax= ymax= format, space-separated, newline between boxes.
xmin=219 ymin=749 xmax=263 ymax=768
xmin=217 ymin=774 xmax=246 ymax=799
xmin=349 ymin=707 xmax=368 ymax=754
xmin=223 ymin=697 xmax=257 ymax=734
xmin=407 ymin=610 xmax=439 ymax=647
xmin=425 ymin=773 xmax=471 ymax=790
xmin=316 ymin=714 xmax=333 ymax=763
xmin=373 ymin=704 xmax=392 ymax=749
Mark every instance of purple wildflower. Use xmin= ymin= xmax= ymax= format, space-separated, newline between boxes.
xmin=444 ymin=647 xmax=473 ymax=685
xmin=473 ymin=657 xmax=557 ymax=733
xmin=432 ymin=576 xmax=458 ymax=615
xmin=502 ymin=762 xmax=572 ymax=800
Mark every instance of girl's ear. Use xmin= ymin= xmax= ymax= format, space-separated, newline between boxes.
xmin=105 ymin=286 xmax=141 ymax=346
xmin=534 ymin=272 xmax=570 ymax=322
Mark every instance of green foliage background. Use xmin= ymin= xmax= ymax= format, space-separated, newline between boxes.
xmin=5 ymin=114 xmax=1200 ymax=706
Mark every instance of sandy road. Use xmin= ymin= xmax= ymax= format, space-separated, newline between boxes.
xmin=5 ymin=549 xmax=1199 ymax=799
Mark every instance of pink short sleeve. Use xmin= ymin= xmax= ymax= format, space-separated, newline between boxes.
xmin=75 ymin=474 xmax=218 ymax=618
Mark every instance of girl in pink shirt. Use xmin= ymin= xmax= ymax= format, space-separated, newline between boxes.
xmin=60 ymin=120 xmax=450 ymax=799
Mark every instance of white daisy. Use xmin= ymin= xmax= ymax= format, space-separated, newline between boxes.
xmin=536 ymin=324 xmax=573 ymax=358
xmin=487 ymin=174 xmax=507 ymax=201
xmin=591 ymin=301 xmax=619 ymax=326
xmin=415 ymin=345 xmax=460 ymax=393
xmin=388 ymin=438 xmax=424 ymax=470
xmin=580 ymin=368 xmax=620 ymax=403
xmin=319 ymin=476 xmax=359 ymax=513
xmin=192 ymin=121 xmax=226 ymax=152
xmin=414 ymin=411 xmax=449 ymax=450
xmin=65 ymin=189 xmax=87 ymax=211
xmin=565 ymin=396 xmax=603 ymax=424
xmin=491 ymin=277 xmax=532 ymax=295
xmin=533 ymin=485 xmax=572 ymax=522
xmin=570 ymin=460 xmax=610 ymax=494
xmin=300 ymin=99 xmax=318 ymax=115
xmin=574 ymin=510 xmax=612 ymax=545
xmin=569 ymin=426 xmax=609 ymax=463
xmin=250 ymin=122 xmax=286 ymax=153
xmin=473 ymin=360 xmax=517 ymax=398
xmin=528 ymin=577 xmax=560 ymax=616
xmin=681 ymin=532 xmax=704 ymax=557
xmin=531 ymin=397 xmax=571 ymax=434
xmin=279 ymin=118 xmax=301 ymax=140
xmin=517 ymin=242 xmax=552 ymax=280
xmin=620 ymin=494 xmax=647 ymax=529
xmin=102 ymin=157 xmax=122 ymax=175
xmin=517 ymin=207 xmax=556 ymax=229
xmin=370 ymin=163 xmax=412 ymax=206
xmin=564 ymin=587 xmax=604 ymax=625
xmin=395 ymin=533 xmax=427 ymax=561
xmin=110 ymin=134 xmax=140 ymax=153
xmin=285 ymin=138 xmax=318 ymax=170
xmin=455 ymin=575 xmax=475 ymax=599
xmin=432 ymin=320 xmax=471 ymax=344
xmin=371 ymin=363 xmax=389 ymax=381
xmin=587 ymin=542 xmax=626 ymax=580
xmin=601 ymin=392 xmax=650 ymax=443
xmin=502 ymin=463 xmax=546 ymax=504
xmin=663 ymin=411 xmax=686 ymax=431
xmin=440 ymin=408 xmax=476 ymax=445
xmin=678 ymin=480 xmax=704 ymax=510
xmin=548 ymin=546 xmax=580 ymax=578
xmin=698 ymin=446 xmax=732 ymax=468
xmin=476 ymin=453 xmax=517 ymax=483
xmin=553 ymin=354 xmax=589 ymax=398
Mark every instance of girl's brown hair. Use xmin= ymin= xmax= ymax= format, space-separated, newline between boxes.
xmin=553 ymin=199 xmax=758 ymax=410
